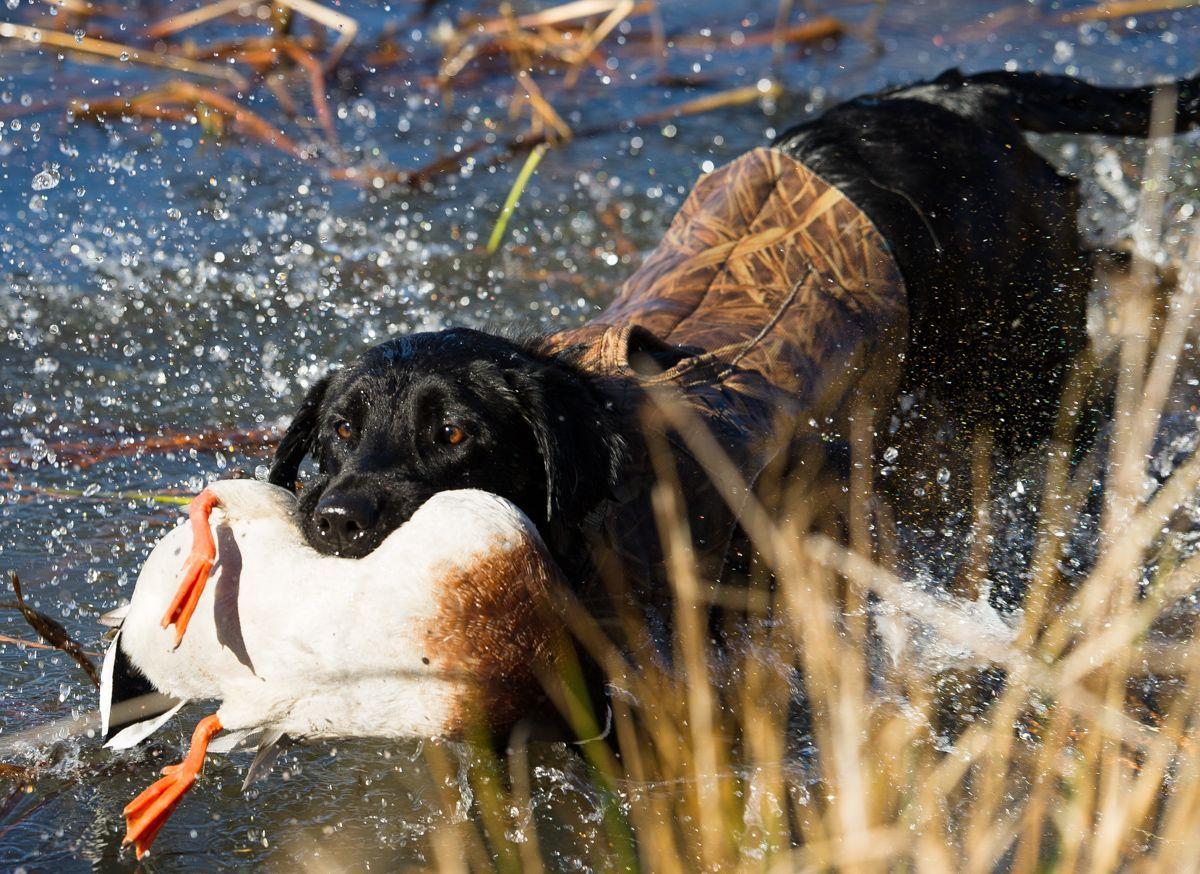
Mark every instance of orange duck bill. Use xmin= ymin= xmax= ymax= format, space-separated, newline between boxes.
xmin=123 ymin=713 xmax=223 ymax=859
xmin=161 ymin=488 xmax=220 ymax=647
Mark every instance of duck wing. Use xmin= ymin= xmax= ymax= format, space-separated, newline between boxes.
xmin=105 ymin=700 xmax=186 ymax=750
xmin=101 ymin=628 xmax=184 ymax=749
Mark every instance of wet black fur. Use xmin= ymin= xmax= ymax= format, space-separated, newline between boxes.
xmin=269 ymin=329 xmax=625 ymax=567
xmin=772 ymin=67 xmax=1200 ymax=442
xmin=270 ymin=68 xmax=1200 ymax=568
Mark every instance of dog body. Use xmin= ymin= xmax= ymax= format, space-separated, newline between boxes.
xmin=270 ymin=69 xmax=1200 ymax=587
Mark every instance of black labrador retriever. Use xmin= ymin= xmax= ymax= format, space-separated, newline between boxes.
xmin=268 ymin=69 xmax=1200 ymax=576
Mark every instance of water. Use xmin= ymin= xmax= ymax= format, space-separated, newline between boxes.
xmin=2 ymin=0 xmax=1200 ymax=868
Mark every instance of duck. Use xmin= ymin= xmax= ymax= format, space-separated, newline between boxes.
xmin=100 ymin=478 xmax=562 ymax=859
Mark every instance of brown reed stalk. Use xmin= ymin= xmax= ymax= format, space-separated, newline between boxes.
xmin=0 ymin=21 xmax=249 ymax=88
xmin=1061 ymin=0 xmax=1198 ymax=23
xmin=421 ymin=193 xmax=1200 ymax=872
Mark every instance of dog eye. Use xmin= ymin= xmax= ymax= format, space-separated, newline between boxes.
xmin=334 ymin=421 xmax=354 ymax=441
xmin=439 ymin=424 xmax=466 ymax=446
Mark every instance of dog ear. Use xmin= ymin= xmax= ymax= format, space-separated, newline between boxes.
xmin=269 ymin=374 xmax=332 ymax=491
xmin=511 ymin=361 xmax=625 ymax=526
xmin=514 ymin=377 xmax=559 ymax=523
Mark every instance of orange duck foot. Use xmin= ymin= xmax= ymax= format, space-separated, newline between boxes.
xmin=123 ymin=714 xmax=223 ymax=860
xmin=161 ymin=488 xmax=220 ymax=648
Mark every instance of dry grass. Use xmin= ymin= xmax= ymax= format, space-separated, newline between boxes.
xmin=0 ymin=0 xmax=839 ymax=189
xmin=413 ymin=96 xmax=1200 ymax=871
xmin=6 ymin=3 xmax=1199 ymax=868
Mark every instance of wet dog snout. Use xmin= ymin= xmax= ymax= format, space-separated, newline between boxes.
xmin=312 ymin=492 xmax=380 ymax=555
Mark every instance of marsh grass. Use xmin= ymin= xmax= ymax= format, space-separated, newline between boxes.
xmin=415 ymin=93 xmax=1200 ymax=872
xmin=5 ymin=3 xmax=1199 ymax=868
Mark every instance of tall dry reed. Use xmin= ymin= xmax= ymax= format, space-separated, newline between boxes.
xmin=416 ymin=90 xmax=1200 ymax=873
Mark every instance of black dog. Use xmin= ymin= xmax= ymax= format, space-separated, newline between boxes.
xmin=269 ymin=329 xmax=625 ymax=562
xmin=269 ymin=69 xmax=1200 ymax=573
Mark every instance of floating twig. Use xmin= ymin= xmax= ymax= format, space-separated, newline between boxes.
xmin=513 ymin=70 xmax=573 ymax=142
xmin=439 ymin=0 xmax=652 ymax=96
xmin=0 ymin=21 xmax=249 ymax=88
xmin=5 ymin=573 xmax=100 ymax=687
xmin=1061 ymin=0 xmax=1199 ymax=22
xmin=278 ymin=0 xmax=357 ymax=71
xmin=562 ymin=0 xmax=635 ymax=88
xmin=476 ymin=0 xmax=650 ymax=34
xmin=279 ymin=40 xmax=339 ymax=146
xmin=449 ymin=80 xmax=782 ymax=191
xmin=0 ymin=633 xmax=101 ymax=657
xmin=0 ymin=425 xmax=277 ymax=471
xmin=73 ymin=82 xmax=308 ymax=159
xmin=625 ymin=80 xmax=782 ymax=126
xmin=145 ymin=0 xmax=247 ymax=39
xmin=148 ymin=0 xmax=358 ymax=72
xmin=668 ymin=16 xmax=843 ymax=51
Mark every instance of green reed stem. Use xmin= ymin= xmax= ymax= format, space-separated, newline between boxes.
xmin=487 ymin=143 xmax=549 ymax=254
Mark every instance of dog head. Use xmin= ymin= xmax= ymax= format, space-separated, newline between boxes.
xmin=269 ymin=328 xmax=625 ymax=560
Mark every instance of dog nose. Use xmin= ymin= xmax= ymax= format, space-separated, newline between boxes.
xmin=312 ymin=493 xmax=379 ymax=553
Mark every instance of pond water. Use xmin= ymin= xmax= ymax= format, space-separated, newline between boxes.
xmin=2 ymin=0 xmax=1200 ymax=869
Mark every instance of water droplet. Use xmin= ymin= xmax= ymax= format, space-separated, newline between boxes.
xmin=31 ymin=166 xmax=60 ymax=191
xmin=33 ymin=356 xmax=57 ymax=375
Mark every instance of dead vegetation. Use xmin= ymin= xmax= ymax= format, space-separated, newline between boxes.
xmin=412 ymin=92 xmax=1200 ymax=871
xmin=4 ymin=2 xmax=1200 ymax=869
xmin=0 ymin=0 xmax=855 ymax=189
xmin=0 ymin=0 xmax=1183 ymax=189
